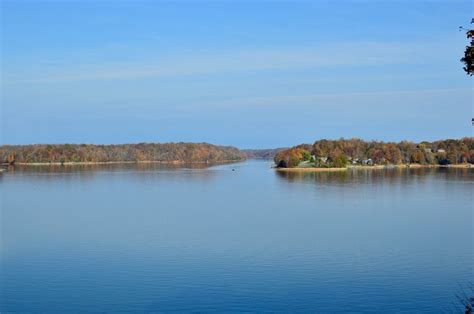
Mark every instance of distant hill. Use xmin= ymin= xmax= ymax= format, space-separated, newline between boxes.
xmin=243 ymin=148 xmax=288 ymax=160
xmin=0 ymin=143 xmax=246 ymax=165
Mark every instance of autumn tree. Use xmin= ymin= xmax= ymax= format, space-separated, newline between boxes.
xmin=6 ymin=154 xmax=15 ymax=165
xmin=0 ymin=143 xmax=246 ymax=164
xmin=274 ymin=148 xmax=306 ymax=168
xmin=273 ymin=138 xmax=473 ymax=168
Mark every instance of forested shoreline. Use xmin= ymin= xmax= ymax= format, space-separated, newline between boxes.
xmin=2 ymin=138 xmax=473 ymax=168
xmin=0 ymin=143 xmax=246 ymax=165
xmin=274 ymin=138 xmax=474 ymax=168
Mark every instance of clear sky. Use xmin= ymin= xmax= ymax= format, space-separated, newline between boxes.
xmin=1 ymin=0 xmax=472 ymax=148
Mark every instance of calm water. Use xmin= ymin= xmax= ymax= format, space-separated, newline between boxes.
xmin=1 ymin=161 xmax=472 ymax=312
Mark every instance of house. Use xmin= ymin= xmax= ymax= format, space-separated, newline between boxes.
xmin=437 ymin=149 xmax=446 ymax=154
xmin=363 ymin=158 xmax=373 ymax=165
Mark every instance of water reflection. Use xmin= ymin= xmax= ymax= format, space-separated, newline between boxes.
xmin=276 ymin=167 xmax=474 ymax=184
xmin=1 ymin=161 xmax=472 ymax=312
xmin=7 ymin=162 xmax=224 ymax=173
xmin=0 ymin=162 xmax=240 ymax=184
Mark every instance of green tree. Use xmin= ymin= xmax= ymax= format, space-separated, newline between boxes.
xmin=460 ymin=19 xmax=474 ymax=75
xmin=331 ymin=155 xmax=348 ymax=168
xmin=301 ymin=150 xmax=312 ymax=161
xmin=328 ymin=148 xmax=347 ymax=167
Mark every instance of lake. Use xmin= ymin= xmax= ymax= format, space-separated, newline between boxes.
xmin=0 ymin=160 xmax=472 ymax=312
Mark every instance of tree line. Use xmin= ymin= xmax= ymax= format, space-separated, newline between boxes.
xmin=243 ymin=148 xmax=288 ymax=160
xmin=0 ymin=143 xmax=245 ymax=164
xmin=274 ymin=138 xmax=474 ymax=168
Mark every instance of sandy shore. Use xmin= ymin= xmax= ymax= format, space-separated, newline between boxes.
xmin=276 ymin=167 xmax=347 ymax=172
xmin=348 ymin=163 xmax=473 ymax=169
xmin=437 ymin=164 xmax=473 ymax=168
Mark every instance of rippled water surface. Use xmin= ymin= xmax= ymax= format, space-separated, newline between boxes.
xmin=1 ymin=161 xmax=472 ymax=312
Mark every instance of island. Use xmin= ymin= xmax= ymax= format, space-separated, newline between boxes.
xmin=0 ymin=143 xmax=246 ymax=165
xmin=274 ymin=138 xmax=474 ymax=171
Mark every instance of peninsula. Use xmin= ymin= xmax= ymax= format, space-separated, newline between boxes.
xmin=0 ymin=143 xmax=245 ymax=165
xmin=274 ymin=138 xmax=474 ymax=170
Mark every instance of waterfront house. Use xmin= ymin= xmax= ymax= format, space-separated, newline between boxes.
xmin=363 ymin=158 xmax=373 ymax=165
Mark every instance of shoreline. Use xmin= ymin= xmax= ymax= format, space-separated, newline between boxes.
xmin=3 ymin=159 xmax=245 ymax=166
xmin=276 ymin=167 xmax=348 ymax=172
xmin=275 ymin=163 xmax=473 ymax=172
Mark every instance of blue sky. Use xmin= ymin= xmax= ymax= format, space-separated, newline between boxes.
xmin=1 ymin=0 xmax=472 ymax=148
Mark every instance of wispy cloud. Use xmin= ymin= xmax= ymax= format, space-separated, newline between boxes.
xmin=186 ymin=87 xmax=473 ymax=110
xmin=3 ymin=41 xmax=449 ymax=83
